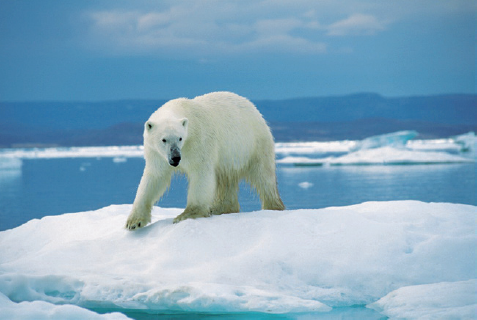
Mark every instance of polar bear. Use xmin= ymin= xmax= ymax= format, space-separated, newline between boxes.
xmin=126 ymin=91 xmax=285 ymax=230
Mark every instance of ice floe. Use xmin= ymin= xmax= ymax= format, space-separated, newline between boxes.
xmin=0 ymin=291 xmax=129 ymax=320
xmin=350 ymin=130 xmax=418 ymax=151
xmin=277 ymin=131 xmax=476 ymax=166
xmin=0 ymin=201 xmax=475 ymax=318
xmin=0 ymin=145 xmax=144 ymax=159
xmin=278 ymin=146 xmax=474 ymax=166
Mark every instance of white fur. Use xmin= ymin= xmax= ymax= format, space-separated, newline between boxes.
xmin=126 ymin=92 xmax=284 ymax=230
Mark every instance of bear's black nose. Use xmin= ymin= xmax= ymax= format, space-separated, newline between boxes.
xmin=170 ymin=156 xmax=181 ymax=167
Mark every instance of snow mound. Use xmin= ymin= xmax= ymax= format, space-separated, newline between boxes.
xmin=0 ymin=292 xmax=129 ymax=320
xmin=0 ymin=202 xmax=475 ymax=318
xmin=368 ymin=279 xmax=477 ymax=320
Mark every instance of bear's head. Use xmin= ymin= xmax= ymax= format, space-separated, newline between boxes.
xmin=144 ymin=117 xmax=189 ymax=167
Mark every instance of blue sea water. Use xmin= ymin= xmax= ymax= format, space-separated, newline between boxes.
xmin=0 ymin=156 xmax=475 ymax=232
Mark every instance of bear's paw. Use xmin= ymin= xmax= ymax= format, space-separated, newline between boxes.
xmin=125 ymin=212 xmax=151 ymax=230
xmin=173 ymin=208 xmax=211 ymax=224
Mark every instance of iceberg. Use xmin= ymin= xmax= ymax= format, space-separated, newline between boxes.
xmin=453 ymin=131 xmax=476 ymax=152
xmin=350 ymin=130 xmax=418 ymax=151
xmin=0 ymin=201 xmax=475 ymax=318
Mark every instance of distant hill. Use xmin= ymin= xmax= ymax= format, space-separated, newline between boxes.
xmin=257 ymin=93 xmax=477 ymax=124
xmin=1 ymin=93 xmax=475 ymax=147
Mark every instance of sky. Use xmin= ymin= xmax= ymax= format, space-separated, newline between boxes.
xmin=0 ymin=0 xmax=475 ymax=101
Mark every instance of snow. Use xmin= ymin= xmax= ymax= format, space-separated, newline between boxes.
xmin=0 ymin=292 xmax=130 ymax=320
xmin=368 ymin=280 xmax=477 ymax=320
xmin=0 ymin=201 xmax=475 ymax=318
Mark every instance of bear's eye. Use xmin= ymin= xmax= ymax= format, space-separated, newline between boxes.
xmin=179 ymin=137 xmax=182 ymax=141
xmin=162 ymin=139 xmax=167 ymax=143
xmin=147 ymin=123 xmax=153 ymax=130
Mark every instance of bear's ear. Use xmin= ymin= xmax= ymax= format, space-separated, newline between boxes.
xmin=180 ymin=118 xmax=188 ymax=129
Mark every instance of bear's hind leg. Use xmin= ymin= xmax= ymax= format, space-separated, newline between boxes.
xmin=247 ymin=156 xmax=285 ymax=211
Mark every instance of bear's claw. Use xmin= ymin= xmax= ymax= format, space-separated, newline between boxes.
xmin=125 ymin=216 xmax=149 ymax=231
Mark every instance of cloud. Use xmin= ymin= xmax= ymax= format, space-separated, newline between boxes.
xmin=85 ymin=2 xmax=327 ymax=57
xmin=83 ymin=1 xmax=406 ymax=58
xmin=326 ymin=13 xmax=388 ymax=36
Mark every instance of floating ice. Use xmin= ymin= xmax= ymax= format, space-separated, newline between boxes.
xmin=350 ymin=130 xmax=418 ymax=151
xmin=277 ymin=131 xmax=476 ymax=166
xmin=298 ymin=181 xmax=313 ymax=189
xmin=0 ymin=157 xmax=22 ymax=170
xmin=275 ymin=141 xmax=355 ymax=155
xmin=453 ymin=131 xmax=476 ymax=152
xmin=0 ymin=146 xmax=144 ymax=159
xmin=1 ymin=132 xmax=475 ymax=166
xmin=278 ymin=146 xmax=474 ymax=166
xmin=112 ymin=157 xmax=128 ymax=163
xmin=0 ymin=201 xmax=475 ymax=318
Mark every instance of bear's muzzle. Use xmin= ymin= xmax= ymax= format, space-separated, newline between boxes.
xmin=169 ymin=147 xmax=181 ymax=167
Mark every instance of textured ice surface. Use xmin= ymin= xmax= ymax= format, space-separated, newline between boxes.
xmin=277 ymin=131 xmax=476 ymax=166
xmin=0 ymin=201 xmax=475 ymax=318
xmin=0 ymin=292 xmax=130 ymax=320
xmin=368 ymin=279 xmax=477 ymax=320
xmin=350 ymin=130 xmax=418 ymax=151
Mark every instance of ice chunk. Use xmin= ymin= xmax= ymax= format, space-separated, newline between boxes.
xmin=0 ymin=157 xmax=22 ymax=170
xmin=298 ymin=181 xmax=313 ymax=189
xmin=453 ymin=131 xmax=476 ymax=152
xmin=368 ymin=279 xmax=477 ymax=320
xmin=112 ymin=157 xmax=127 ymax=163
xmin=350 ymin=130 xmax=418 ymax=151
xmin=0 ymin=201 xmax=475 ymax=317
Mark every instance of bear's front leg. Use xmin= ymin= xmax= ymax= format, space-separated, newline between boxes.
xmin=173 ymin=170 xmax=215 ymax=223
xmin=126 ymin=168 xmax=171 ymax=230
xmin=126 ymin=206 xmax=152 ymax=230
